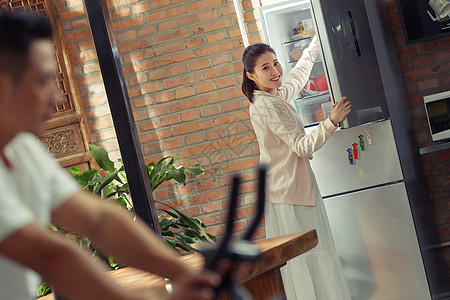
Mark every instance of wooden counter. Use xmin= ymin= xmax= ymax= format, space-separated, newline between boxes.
xmin=41 ymin=230 xmax=318 ymax=300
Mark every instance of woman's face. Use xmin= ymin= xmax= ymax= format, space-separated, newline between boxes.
xmin=246 ymin=51 xmax=283 ymax=94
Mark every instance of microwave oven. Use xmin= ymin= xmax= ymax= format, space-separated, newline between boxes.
xmin=423 ymin=90 xmax=450 ymax=142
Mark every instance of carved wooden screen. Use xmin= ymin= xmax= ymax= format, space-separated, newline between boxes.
xmin=1 ymin=0 xmax=93 ymax=170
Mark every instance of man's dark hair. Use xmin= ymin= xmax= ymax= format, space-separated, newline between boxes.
xmin=0 ymin=11 xmax=52 ymax=80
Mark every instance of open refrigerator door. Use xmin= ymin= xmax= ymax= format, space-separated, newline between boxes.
xmin=259 ymin=0 xmax=332 ymax=127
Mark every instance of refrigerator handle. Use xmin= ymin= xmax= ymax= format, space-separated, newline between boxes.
xmin=347 ymin=11 xmax=361 ymax=57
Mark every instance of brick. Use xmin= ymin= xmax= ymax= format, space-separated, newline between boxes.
xmin=142 ymin=142 xmax=163 ymax=156
xmin=60 ymin=7 xmax=86 ymax=21
xmin=195 ymin=81 xmax=215 ymax=94
xmin=189 ymin=156 xmax=209 ymax=166
xmin=227 ymin=123 xmax=247 ymax=135
xmin=194 ymin=18 xmax=233 ymax=35
xmin=221 ymin=100 xmax=241 ymax=113
xmin=149 ymin=69 xmax=169 ymax=80
xmin=65 ymin=29 xmax=92 ymax=43
xmin=180 ymin=110 xmax=200 ymax=122
xmin=222 ymin=157 xmax=259 ymax=173
xmin=152 ymin=29 xmax=192 ymax=44
xmin=418 ymin=78 xmax=440 ymax=91
xmin=200 ymin=105 xmax=220 ymax=117
xmin=434 ymin=50 xmax=450 ymax=62
xmin=128 ymin=73 xmax=149 ymax=86
xmin=83 ymin=61 xmax=101 ymax=73
xmin=159 ymin=19 xmax=179 ymax=31
xmin=77 ymin=73 xmax=102 ymax=85
xmin=89 ymin=116 xmax=114 ymax=131
xmin=209 ymin=87 xmax=243 ymax=103
xmin=162 ymin=72 xmax=203 ymax=89
xmin=198 ymin=9 xmax=220 ymax=21
xmin=138 ymin=129 xmax=172 ymax=142
xmin=160 ymin=115 xmax=180 ymax=127
xmin=190 ymin=59 xmax=210 ymax=71
xmin=180 ymin=15 xmax=199 ymax=26
xmin=175 ymin=87 xmax=195 ymax=99
xmin=198 ymin=41 xmax=237 ymax=57
xmin=153 ymin=0 xmax=172 ymax=9
xmin=202 ymin=202 xmax=222 ymax=214
xmin=170 ymin=64 xmax=189 ymax=76
xmin=215 ymin=77 xmax=236 ymax=89
xmin=71 ymin=50 xmax=98 ymax=64
xmin=111 ymin=7 xmax=131 ymax=19
xmin=434 ymin=149 xmax=450 ymax=162
xmin=145 ymin=7 xmax=186 ymax=22
xmin=154 ymin=91 xmax=175 ymax=104
xmin=156 ymin=50 xmax=197 ymax=67
xmin=131 ymin=2 xmax=152 ymax=14
xmin=71 ymin=18 xmax=90 ymax=30
xmin=411 ymin=55 xmax=432 ymax=68
xmin=181 ymin=142 xmax=220 ymax=157
xmin=112 ymin=16 xmax=145 ymax=32
xmin=205 ymin=127 xmax=227 ymax=140
xmin=185 ymin=133 xmax=205 ymax=145
xmin=204 ymin=63 xmax=241 ymax=79
xmin=140 ymin=82 xmax=163 ymax=94
xmin=164 ymin=137 xmax=184 ymax=150
xmin=138 ymin=24 xmax=158 ymax=37
xmin=118 ymin=30 xmax=137 ymax=42
xmin=173 ymin=120 xmax=214 ymax=135
xmin=164 ymin=42 xmax=185 ymax=53
xmin=189 ymin=188 xmax=228 ymax=205
xmin=78 ymin=40 xmax=95 ymax=51
xmin=404 ymin=64 xmax=446 ymax=81
xmin=213 ymin=111 xmax=249 ymax=126
xmin=122 ymin=52 xmax=143 ymax=65
xmin=210 ymin=53 xmax=231 ymax=65
xmin=117 ymin=39 xmax=151 ymax=53
xmin=185 ymin=37 xmax=204 ymax=49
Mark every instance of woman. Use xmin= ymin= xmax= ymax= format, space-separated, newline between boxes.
xmin=242 ymin=37 xmax=352 ymax=300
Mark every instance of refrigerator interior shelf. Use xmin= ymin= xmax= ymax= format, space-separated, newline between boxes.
xmin=283 ymin=36 xmax=311 ymax=45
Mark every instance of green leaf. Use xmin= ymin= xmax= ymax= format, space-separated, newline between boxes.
xmin=186 ymin=164 xmax=205 ymax=177
xmin=94 ymin=170 xmax=119 ymax=195
xmin=73 ymin=169 xmax=99 ymax=186
xmin=175 ymin=240 xmax=198 ymax=252
xmin=89 ymin=142 xmax=115 ymax=172
xmin=167 ymin=165 xmax=187 ymax=184
xmin=69 ymin=166 xmax=83 ymax=174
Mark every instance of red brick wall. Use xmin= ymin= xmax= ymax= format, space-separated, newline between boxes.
xmin=57 ymin=0 xmax=449 ymax=263
xmin=57 ymin=0 xmax=264 ymax=239
xmin=386 ymin=0 xmax=449 ymax=257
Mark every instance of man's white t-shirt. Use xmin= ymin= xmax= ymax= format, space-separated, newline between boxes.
xmin=0 ymin=132 xmax=79 ymax=299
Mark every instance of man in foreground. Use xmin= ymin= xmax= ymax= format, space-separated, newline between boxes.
xmin=0 ymin=11 xmax=222 ymax=300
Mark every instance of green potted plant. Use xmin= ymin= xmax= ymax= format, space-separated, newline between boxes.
xmin=37 ymin=143 xmax=216 ymax=297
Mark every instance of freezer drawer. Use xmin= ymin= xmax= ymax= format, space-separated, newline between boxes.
xmin=307 ymin=119 xmax=404 ymax=197
xmin=324 ymin=183 xmax=431 ymax=300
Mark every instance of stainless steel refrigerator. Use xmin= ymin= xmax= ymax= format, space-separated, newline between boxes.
xmin=259 ymin=0 xmax=433 ymax=299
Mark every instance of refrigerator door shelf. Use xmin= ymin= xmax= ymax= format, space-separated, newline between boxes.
xmin=293 ymin=92 xmax=330 ymax=126
xmin=324 ymin=182 xmax=431 ymax=300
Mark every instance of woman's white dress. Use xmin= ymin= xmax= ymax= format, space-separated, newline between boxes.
xmin=265 ymin=184 xmax=351 ymax=300
xmin=248 ymin=40 xmax=352 ymax=300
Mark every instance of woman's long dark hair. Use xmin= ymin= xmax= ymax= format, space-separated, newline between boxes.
xmin=241 ymin=43 xmax=276 ymax=103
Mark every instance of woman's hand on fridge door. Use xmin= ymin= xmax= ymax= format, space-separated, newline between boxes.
xmin=330 ymin=97 xmax=351 ymax=126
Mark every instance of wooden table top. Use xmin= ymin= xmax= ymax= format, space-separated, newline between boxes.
xmin=41 ymin=230 xmax=317 ymax=300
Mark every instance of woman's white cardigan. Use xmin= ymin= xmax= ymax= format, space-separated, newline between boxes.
xmin=249 ymin=41 xmax=337 ymax=206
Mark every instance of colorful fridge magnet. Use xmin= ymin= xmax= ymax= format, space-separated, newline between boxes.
xmin=347 ymin=148 xmax=354 ymax=165
xmin=358 ymin=134 xmax=365 ymax=151
xmin=352 ymin=143 xmax=358 ymax=159
xmin=364 ymin=128 xmax=372 ymax=144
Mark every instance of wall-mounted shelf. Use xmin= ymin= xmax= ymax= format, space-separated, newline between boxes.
xmin=419 ymin=142 xmax=450 ymax=155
